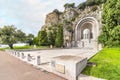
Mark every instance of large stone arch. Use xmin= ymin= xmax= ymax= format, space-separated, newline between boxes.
xmin=74 ymin=17 xmax=99 ymax=48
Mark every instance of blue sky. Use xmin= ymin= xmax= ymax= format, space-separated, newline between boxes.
xmin=0 ymin=0 xmax=86 ymax=36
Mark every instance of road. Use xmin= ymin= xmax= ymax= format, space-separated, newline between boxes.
xmin=0 ymin=51 xmax=66 ymax=80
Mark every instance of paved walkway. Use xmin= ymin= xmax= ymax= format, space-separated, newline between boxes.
xmin=0 ymin=51 xmax=66 ymax=80
xmin=22 ymin=48 xmax=97 ymax=64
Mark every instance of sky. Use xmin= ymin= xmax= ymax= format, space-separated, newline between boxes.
xmin=0 ymin=0 xmax=86 ymax=36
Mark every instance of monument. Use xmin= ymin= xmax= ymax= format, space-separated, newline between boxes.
xmin=41 ymin=3 xmax=103 ymax=50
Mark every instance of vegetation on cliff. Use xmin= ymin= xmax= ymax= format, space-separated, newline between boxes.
xmin=78 ymin=0 xmax=106 ymax=9
xmin=64 ymin=3 xmax=75 ymax=8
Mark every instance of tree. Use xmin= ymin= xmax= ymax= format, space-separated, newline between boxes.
xmin=55 ymin=24 xmax=63 ymax=47
xmin=33 ymin=37 xmax=39 ymax=46
xmin=0 ymin=25 xmax=26 ymax=49
xmin=86 ymin=0 xmax=95 ymax=6
xmin=78 ymin=2 xmax=86 ymax=9
xmin=48 ymin=31 xmax=55 ymax=46
xmin=38 ymin=30 xmax=48 ymax=46
xmin=110 ymin=25 xmax=120 ymax=47
xmin=53 ymin=9 xmax=63 ymax=15
xmin=98 ymin=0 xmax=120 ymax=47
xmin=77 ymin=0 xmax=106 ymax=9
xmin=16 ymin=30 xmax=26 ymax=42
xmin=64 ymin=3 xmax=75 ymax=8
xmin=26 ymin=34 xmax=34 ymax=46
xmin=47 ymin=25 xmax=57 ymax=46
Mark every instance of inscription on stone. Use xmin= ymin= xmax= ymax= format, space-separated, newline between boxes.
xmin=55 ymin=64 xmax=65 ymax=74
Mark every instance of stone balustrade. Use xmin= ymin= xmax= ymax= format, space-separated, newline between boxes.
xmin=5 ymin=50 xmax=41 ymax=66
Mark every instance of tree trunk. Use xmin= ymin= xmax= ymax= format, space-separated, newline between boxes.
xmin=9 ymin=44 xmax=13 ymax=49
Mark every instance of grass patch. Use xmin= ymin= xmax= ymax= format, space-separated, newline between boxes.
xmin=13 ymin=45 xmax=49 ymax=50
xmin=0 ymin=45 xmax=49 ymax=50
xmin=82 ymin=48 xmax=120 ymax=80
xmin=13 ymin=46 xmax=33 ymax=49
xmin=0 ymin=48 xmax=5 ymax=51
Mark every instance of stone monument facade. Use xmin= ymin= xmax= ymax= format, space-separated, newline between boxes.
xmin=41 ymin=3 xmax=102 ymax=50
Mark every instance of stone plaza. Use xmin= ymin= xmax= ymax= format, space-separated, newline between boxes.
xmin=6 ymin=48 xmax=104 ymax=80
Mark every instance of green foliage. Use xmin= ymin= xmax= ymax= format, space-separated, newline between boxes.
xmin=38 ymin=30 xmax=48 ymax=46
xmin=33 ymin=37 xmax=39 ymax=45
xmin=110 ymin=25 xmax=120 ymax=47
xmin=82 ymin=48 xmax=120 ymax=80
xmin=78 ymin=2 xmax=86 ymax=10
xmin=0 ymin=45 xmax=49 ymax=51
xmin=0 ymin=48 xmax=4 ymax=51
xmin=98 ymin=0 xmax=120 ymax=47
xmin=48 ymin=26 xmax=52 ymax=30
xmin=26 ymin=34 xmax=34 ymax=46
xmin=55 ymin=24 xmax=63 ymax=47
xmin=64 ymin=3 xmax=75 ymax=8
xmin=53 ymin=9 xmax=59 ymax=13
xmin=36 ymin=25 xmax=58 ymax=47
xmin=91 ymin=5 xmax=98 ymax=11
xmin=71 ymin=13 xmax=79 ymax=21
xmin=53 ymin=9 xmax=62 ymax=14
xmin=0 ymin=25 xmax=16 ymax=45
xmin=46 ymin=25 xmax=57 ymax=46
xmin=66 ymin=26 xmax=73 ymax=32
xmin=13 ymin=45 xmax=48 ymax=50
xmin=16 ymin=30 xmax=26 ymax=42
xmin=13 ymin=45 xmax=32 ymax=49
xmin=64 ymin=20 xmax=71 ymax=25
xmin=48 ymin=31 xmax=56 ymax=46
xmin=78 ymin=0 xmax=106 ymax=9
xmin=0 ymin=25 xmax=26 ymax=49
xmin=86 ymin=0 xmax=96 ymax=6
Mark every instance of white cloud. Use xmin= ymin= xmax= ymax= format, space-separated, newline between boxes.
xmin=0 ymin=0 xmax=86 ymax=36
xmin=0 ymin=19 xmax=5 ymax=25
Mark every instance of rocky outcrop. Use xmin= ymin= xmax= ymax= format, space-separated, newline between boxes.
xmin=41 ymin=2 xmax=102 ymax=47
xmin=45 ymin=12 xmax=59 ymax=26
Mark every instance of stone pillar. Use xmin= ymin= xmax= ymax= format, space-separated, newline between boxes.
xmin=14 ymin=51 xmax=17 ymax=56
xmin=50 ymin=45 xmax=53 ymax=48
xmin=93 ymin=41 xmax=98 ymax=52
xmin=37 ymin=56 xmax=40 ymax=65
xmin=11 ymin=51 xmax=13 ymax=54
xmin=27 ymin=54 xmax=31 ymax=61
xmin=98 ymin=44 xmax=102 ymax=51
xmin=17 ymin=52 xmax=20 ymax=57
xmin=21 ymin=53 xmax=25 ymax=59
xmin=34 ymin=45 xmax=36 ymax=49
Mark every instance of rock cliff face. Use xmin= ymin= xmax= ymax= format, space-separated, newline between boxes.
xmin=41 ymin=2 xmax=102 ymax=47
xmin=45 ymin=12 xmax=59 ymax=26
xmin=41 ymin=12 xmax=59 ymax=31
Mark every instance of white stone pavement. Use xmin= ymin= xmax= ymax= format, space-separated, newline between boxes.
xmin=6 ymin=48 xmax=105 ymax=80
xmin=21 ymin=48 xmax=97 ymax=63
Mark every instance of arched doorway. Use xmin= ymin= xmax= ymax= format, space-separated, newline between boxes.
xmin=75 ymin=17 xmax=99 ymax=48
xmin=83 ymin=29 xmax=90 ymax=39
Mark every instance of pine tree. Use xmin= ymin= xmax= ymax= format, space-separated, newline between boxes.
xmin=38 ymin=30 xmax=48 ymax=46
xmin=55 ymin=24 xmax=63 ymax=47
